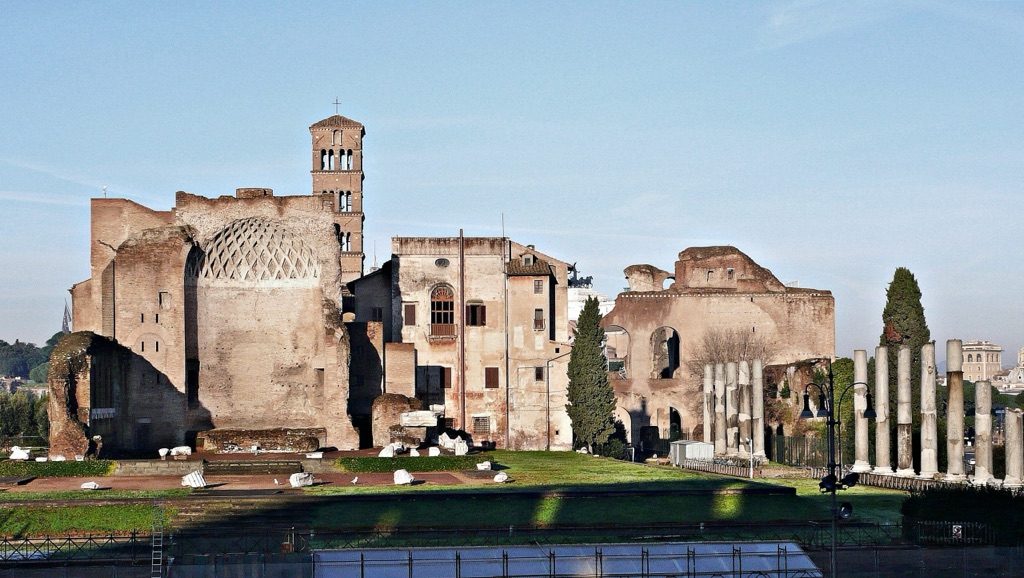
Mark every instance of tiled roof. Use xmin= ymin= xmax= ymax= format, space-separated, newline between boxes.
xmin=507 ymin=257 xmax=552 ymax=276
xmin=309 ymin=115 xmax=364 ymax=129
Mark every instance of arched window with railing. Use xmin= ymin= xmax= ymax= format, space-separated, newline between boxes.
xmin=430 ymin=285 xmax=456 ymax=337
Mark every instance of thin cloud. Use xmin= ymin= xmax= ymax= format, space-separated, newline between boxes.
xmin=0 ymin=189 xmax=90 ymax=207
xmin=759 ymin=0 xmax=905 ymax=50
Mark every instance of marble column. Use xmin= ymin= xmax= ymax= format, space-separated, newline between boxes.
xmin=945 ymin=340 xmax=966 ymax=482
xmin=738 ymin=361 xmax=751 ymax=458
xmin=752 ymin=359 xmax=766 ymax=460
xmin=919 ymin=342 xmax=939 ymax=479
xmin=1003 ymin=409 xmax=1023 ymax=489
xmin=726 ymin=362 xmax=739 ymax=455
xmin=714 ymin=363 xmax=726 ymax=456
xmin=873 ymin=346 xmax=893 ymax=474
xmin=896 ymin=345 xmax=915 ymax=477
xmin=702 ymin=364 xmax=713 ymax=444
xmin=973 ymin=379 xmax=994 ymax=486
xmin=852 ymin=350 xmax=872 ymax=473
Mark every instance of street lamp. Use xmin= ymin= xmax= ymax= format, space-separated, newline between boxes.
xmin=799 ymin=359 xmax=876 ymax=578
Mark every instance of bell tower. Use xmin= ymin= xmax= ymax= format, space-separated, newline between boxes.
xmin=310 ymin=114 xmax=365 ymax=283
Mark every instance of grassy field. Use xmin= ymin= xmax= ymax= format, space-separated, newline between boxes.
xmin=0 ymin=451 xmax=908 ymax=537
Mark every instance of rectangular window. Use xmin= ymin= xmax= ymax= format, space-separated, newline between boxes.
xmin=404 ymin=303 xmax=416 ymax=326
xmin=534 ymin=309 xmax=545 ymax=331
xmin=535 ymin=366 xmax=545 ymax=381
xmin=155 ymin=313 xmax=159 ymax=324
xmin=466 ymin=303 xmax=487 ymax=326
xmin=443 ymin=367 xmax=452 ymax=389
xmin=371 ymin=307 xmax=384 ymax=322
xmin=444 ymin=418 xmax=455 ymax=430
xmin=485 ymin=367 xmax=499 ymax=389
xmin=473 ymin=416 xmax=491 ymax=435
xmin=534 ymin=279 xmax=544 ymax=294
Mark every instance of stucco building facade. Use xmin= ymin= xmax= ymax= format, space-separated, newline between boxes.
xmin=349 ymin=236 xmax=574 ymax=450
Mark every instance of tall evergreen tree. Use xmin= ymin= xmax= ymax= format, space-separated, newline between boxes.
xmin=880 ymin=267 xmax=931 ymax=393
xmin=566 ymin=296 xmax=616 ymax=452
xmin=879 ymin=267 xmax=931 ymax=468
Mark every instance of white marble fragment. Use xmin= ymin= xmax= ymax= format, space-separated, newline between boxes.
xmin=289 ymin=472 xmax=314 ymax=488
xmin=393 ymin=469 xmax=415 ymax=485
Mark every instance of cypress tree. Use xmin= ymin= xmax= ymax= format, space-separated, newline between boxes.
xmin=879 ymin=267 xmax=931 ymax=469
xmin=566 ymin=296 xmax=616 ymax=452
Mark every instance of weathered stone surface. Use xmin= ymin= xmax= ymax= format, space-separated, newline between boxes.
xmin=393 ymin=469 xmax=414 ymax=485
xmin=494 ymin=471 xmax=509 ymax=483
xmin=197 ymin=429 xmax=324 ymax=453
xmin=181 ymin=471 xmax=207 ymax=488
xmin=289 ymin=472 xmax=315 ymax=488
xmin=80 ymin=481 xmax=100 ymax=490
xmin=378 ymin=445 xmax=395 ymax=458
xmin=454 ymin=438 xmax=469 ymax=456
xmin=400 ymin=411 xmax=439 ymax=427
xmin=476 ymin=461 xmax=491 ymax=470
xmin=428 ymin=447 xmax=441 ymax=457
xmin=852 ymin=350 xmax=872 ymax=473
xmin=603 ymin=246 xmax=834 ymax=451
xmin=372 ymin=394 xmax=423 ymax=448
xmin=946 ymin=340 xmax=966 ymax=481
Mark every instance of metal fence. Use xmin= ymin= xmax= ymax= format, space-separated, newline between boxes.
xmin=769 ymin=435 xmax=828 ymax=468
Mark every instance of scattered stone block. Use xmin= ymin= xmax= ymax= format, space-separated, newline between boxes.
xmin=493 ymin=472 xmax=509 ymax=483
xmin=378 ymin=445 xmax=395 ymax=458
xmin=34 ymin=457 xmax=48 ymax=462
xmin=454 ymin=438 xmax=469 ymax=456
xmin=170 ymin=446 xmax=192 ymax=457
xmin=50 ymin=455 xmax=66 ymax=462
xmin=181 ymin=471 xmax=207 ymax=488
xmin=400 ymin=410 xmax=439 ymax=427
xmin=409 ymin=449 xmax=420 ymax=457
xmin=9 ymin=447 xmax=29 ymax=461
xmin=289 ymin=472 xmax=314 ymax=488
xmin=476 ymin=461 xmax=491 ymax=471
xmin=393 ymin=469 xmax=415 ymax=485
xmin=80 ymin=481 xmax=100 ymax=490
xmin=428 ymin=447 xmax=441 ymax=457
xmin=305 ymin=452 xmax=323 ymax=459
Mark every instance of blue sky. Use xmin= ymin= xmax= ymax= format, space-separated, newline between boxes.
xmin=2 ymin=2 xmax=1022 ymax=363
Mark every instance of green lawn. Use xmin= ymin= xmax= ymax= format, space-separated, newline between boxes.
xmin=0 ymin=451 xmax=908 ymax=536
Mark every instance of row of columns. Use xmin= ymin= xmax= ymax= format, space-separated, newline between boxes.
xmin=847 ymin=339 xmax=1024 ymax=487
xmin=702 ymin=360 xmax=766 ymax=461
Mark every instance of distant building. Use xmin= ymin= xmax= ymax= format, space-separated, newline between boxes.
xmin=963 ymin=340 xmax=1003 ymax=383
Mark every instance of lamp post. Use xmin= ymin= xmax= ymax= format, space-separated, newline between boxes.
xmin=799 ymin=359 xmax=876 ymax=578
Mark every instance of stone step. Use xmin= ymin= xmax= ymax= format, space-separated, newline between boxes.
xmin=202 ymin=460 xmax=304 ymax=476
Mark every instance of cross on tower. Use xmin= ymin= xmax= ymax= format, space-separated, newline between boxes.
xmin=333 ymin=98 xmax=341 ymax=115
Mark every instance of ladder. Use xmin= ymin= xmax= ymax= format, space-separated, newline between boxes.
xmin=151 ymin=499 xmax=167 ymax=578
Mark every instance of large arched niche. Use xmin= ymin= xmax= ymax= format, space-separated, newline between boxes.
xmin=185 ymin=218 xmax=327 ymax=430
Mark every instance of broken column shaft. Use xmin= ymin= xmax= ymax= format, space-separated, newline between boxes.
xmin=919 ymin=342 xmax=938 ymax=479
xmin=896 ymin=345 xmax=915 ymax=477
xmin=945 ymin=339 xmax=966 ymax=482
xmin=852 ymin=350 xmax=871 ymax=473
xmin=738 ymin=361 xmax=751 ymax=458
xmin=714 ymin=363 xmax=726 ymax=456
xmin=873 ymin=346 xmax=892 ymax=474
xmin=752 ymin=359 xmax=766 ymax=460
xmin=973 ymin=379 xmax=994 ymax=486
xmin=726 ymin=362 xmax=738 ymax=455
xmin=1004 ymin=409 xmax=1023 ymax=489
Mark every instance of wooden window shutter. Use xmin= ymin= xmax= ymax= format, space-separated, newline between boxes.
xmin=485 ymin=367 xmax=499 ymax=389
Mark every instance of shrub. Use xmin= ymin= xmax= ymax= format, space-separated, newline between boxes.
xmin=335 ymin=454 xmax=490 ymax=473
xmin=0 ymin=459 xmax=116 ymax=478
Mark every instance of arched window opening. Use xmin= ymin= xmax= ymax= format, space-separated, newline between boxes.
xmin=328 ymin=150 xmax=336 ymax=171
xmin=669 ymin=407 xmax=682 ymax=441
xmin=345 ymin=149 xmax=354 ymax=170
xmin=430 ymin=285 xmax=456 ymax=337
xmin=651 ymin=326 xmax=680 ymax=379
xmin=320 ymin=149 xmax=328 ymax=170
xmin=605 ymin=325 xmax=630 ymax=379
